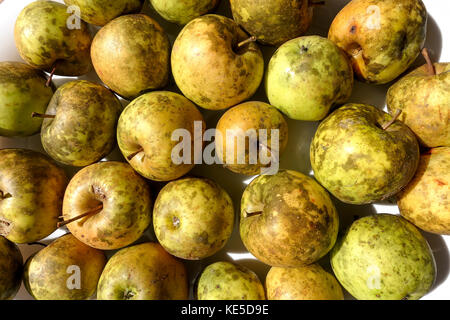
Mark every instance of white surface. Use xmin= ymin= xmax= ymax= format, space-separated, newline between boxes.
xmin=0 ymin=0 xmax=449 ymax=300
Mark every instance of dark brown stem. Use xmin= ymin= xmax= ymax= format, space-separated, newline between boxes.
xmin=46 ymin=64 xmax=57 ymax=87
xmin=0 ymin=190 xmax=11 ymax=200
xmin=31 ymin=112 xmax=55 ymax=119
xmin=57 ymin=204 xmax=103 ymax=228
xmin=237 ymin=36 xmax=257 ymax=49
xmin=27 ymin=242 xmax=47 ymax=247
xmin=127 ymin=148 xmax=144 ymax=161
xmin=244 ymin=210 xmax=263 ymax=218
xmin=382 ymin=109 xmax=402 ymax=130
xmin=422 ymin=48 xmax=436 ymax=76
xmin=310 ymin=0 xmax=325 ymax=7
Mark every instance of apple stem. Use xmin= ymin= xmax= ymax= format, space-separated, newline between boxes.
xmin=244 ymin=210 xmax=263 ymax=218
xmin=57 ymin=204 xmax=103 ymax=228
xmin=421 ymin=48 xmax=436 ymax=76
xmin=237 ymin=36 xmax=257 ymax=49
xmin=0 ymin=190 xmax=11 ymax=200
xmin=310 ymin=0 xmax=326 ymax=7
xmin=127 ymin=148 xmax=144 ymax=161
xmin=46 ymin=64 xmax=57 ymax=87
xmin=27 ymin=242 xmax=47 ymax=247
xmin=31 ymin=112 xmax=55 ymax=119
xmin=382 ymin=109 xmax=402 ymax=130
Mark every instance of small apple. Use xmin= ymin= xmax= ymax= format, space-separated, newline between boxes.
xmin=153 ymin=177 xmax=235 ymax=260
xmin=0 ymin=149 xmax=67 ymax=244
xmin=310 ymin=103 xmax=420 ymax=204
xmin=240 ymin=170 xmax=339 ymax=267
xmin=171 ymin=14 xmax=264 ymax=110
xmin=24 ymin=234 xmax=106 ymax=300
xmin=97 ymin=242 xmax=188 ymax=300
xmin=61 ymin=161 xmax=152 ymax=250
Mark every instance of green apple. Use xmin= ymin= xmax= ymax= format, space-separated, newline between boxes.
xmin=40 ymin=80 xmax=123 ymax=167
xmin=97 ymin=242 xmax=188 ymax=300
xmin=171 ymin=14 xmax=264 ymax=110
xmin=266 ymin=36 xmax=353 ymax=121
xmin=64 ymin=0 xmax=144 ymax=26
xmin=240 ymin=170 xmax=339 ymax=267
xmin=266 ymin=264 xmax=344 ymax=300
xmin=197 ymin=261 xmax=265 ymax=300
xmin=310 ymin=103 xmax=420 ymax=204
xmin=91 ymin=14 xmax=170 ymax=100
xmin=331 ymin=214 xmax=436 ymax=300
xmin=62 ymin=161 xmax=152 ymax=250
xmin=328 ymin=0 xmax=427 ymax=84
xmin=117 ymin=91 xmax=205 ymax=182
xmin=14 ymin=0 xmax=92 ymax=76
xmin=24 ymin=234 xmax=106 ymax=300
xmin=0 ymin=236 xmax=23 ymax=300
xmin=230 ymin=0 xmax=314 ymax=46
xmin=150 ymin=0 xmax=219 ymax=25
xmin=153 ymin=177 xmax=235 ymax=260
xmin=387 ymin=61 xmax=450 ymax=148
xmin=0 ymin=149 xmax=67 ymax=244
xmin=215 ymin=101 xmax=289 ymax=175
xmin=398 ymin=147 xmax=450 ymax=235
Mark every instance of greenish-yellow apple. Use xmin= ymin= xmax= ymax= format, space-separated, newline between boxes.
xmin=215 ymin=101 xmax=289 ymax=175
xmin=39 ymin=80 xmax=123 ymax=167
xmin=0 ymin=149 xmax=67 ymax=244
xmin=153 ymin=177 xmax=235 ymax=260
xmin=171 ymin=14 xmax=264 ymax=110
xmin=328 ymin=0 xmax=427 ymax=84
xmin=91 ymin=14 xmax=170 ymax=100
xmin=0 ymin=62 xmax=53 ymax=137
xmin=310 ymin=103 xmax=420 ymax=204
xmin=117 ymin=91 xmax=205 ymax=181
xmin=64 ymin=0 xmax=144 ymax=26
xmin=266 ymin=36 xmax=354 ymax=121
xmin=331 ymin=214 xmax=436 ymax=300
xmin=24 ymin=234 xmax=106 ymax=300
xmin=230 ymin=0 xmax=315 ymax=46
xmin=14 ymin=0 xmax=93 ymax=76
xmin=97 ymin=242 xmax=188 ymax=300
xmin=398 ymin=147 xmax=450 ymax=235
xmin=0 ymin=236 xmax=23 ymax=300
xmin=61 ymin=161 xmax=152 ymax=250
xmin=240 ymin=170 xmax=339 ymax=267
xmin=197 ymin=261 xmax=265 ymax=300
xmin=266 ymin=264 xmax=344 ymax=300
xmin=150 ymin=0 xmax=219 ymax=25
xmin=387 ymin=61 xmax=450 ymax=148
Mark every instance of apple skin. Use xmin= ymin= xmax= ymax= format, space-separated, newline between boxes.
xmin=196 ymin=261 xmax=265 ymax=300
xmin=266 ymin=36 xmax=353 ymax=121
xmin=14 ymin=1 xmax=92 ymax=76
xmin=0 ymin=236 xmax=23 ymax=300
xmin=215 ymin=101 xmax=289 ymax=175
xmin=97 ymin=242 xmax=188 ymax=300
xmin=117 ymin=91 xmax=205 ymax=182
xmin=150 ymin=0 xmax=219 ymax=25
xmin=171 ymin=14 xmax=264 ymax=110
xmin=328 ymin=0 xmax=427 ymax=84
xmin=64 ymin=0 xmax=143 ymax=26
xmin=398 ymin=147 xmax=450 ymax=235
xmin=0 ymin=149 xmax=67 ymax=244
xmin=266 ymin=264 xmax=344 ymax=300
xmin=387 ymin=63 xmax=450 ymax=148
xmin=62 ymin=161 xmax=152 ymax=250
xmin=41 ymin=80 xmax=123 ymax=167
xmin=91 ymin=14 xmax=170 ymax=100
xmin=331 ymin=214 xmax=436 ymax=300
xmin=230 ymin=0 xmax=313 ymax=46
xmin=153 ymin=177 xmax=234 ymax=260
xmin=240 ymin=170 xmax=339 ymax=267
xmin=310 ymin=103 xmax=420 ymax=205
xmin=0 ymin=62 xmax=53 ymax=137
xmin=24 ymin=234 xmax=106 ymax=300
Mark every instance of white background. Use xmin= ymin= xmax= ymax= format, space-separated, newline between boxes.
xmin=0 ymin=0 xmax=449 ymax=300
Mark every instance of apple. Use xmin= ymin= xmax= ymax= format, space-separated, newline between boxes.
xmin=150 ymin=0 xmax=219 ymax=25
xmin=0 ymin=236 xmax=23 ymax=300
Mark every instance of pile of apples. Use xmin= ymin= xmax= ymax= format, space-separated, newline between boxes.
xmin=0 ymin=0 xmax=448 ymax=301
